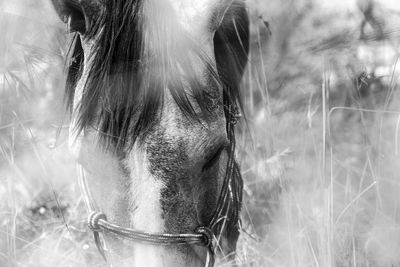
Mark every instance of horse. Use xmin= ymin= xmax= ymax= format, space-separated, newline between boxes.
xmin=51 ymin=0 xmax=249 ymax=266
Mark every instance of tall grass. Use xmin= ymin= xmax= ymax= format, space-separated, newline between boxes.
xmin=1 ymin=0 xmax=400 ymax=266
xmin=235 ymin=1 xmax=400 ymax=266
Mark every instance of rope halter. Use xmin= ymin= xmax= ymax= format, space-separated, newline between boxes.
xmin=77 ymin=103 xmax=242 ymax=267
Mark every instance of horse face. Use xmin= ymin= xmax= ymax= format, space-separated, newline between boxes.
xmin=52 ymin=0 xmax=248 ymax=266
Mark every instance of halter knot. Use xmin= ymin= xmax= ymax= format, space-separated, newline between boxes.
xmin=88 ymin=211 xmax=107 ymax=232
xmin=231 ymin=106 xmax=242 ymax=125
xmin=195 ymin=226 xmax=214 ymax=248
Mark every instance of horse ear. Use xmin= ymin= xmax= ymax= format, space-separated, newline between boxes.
xmin=214 ymin=1 xmax=249 ymax=87
xmin=51 ymin=0 xmax=99 ymax=34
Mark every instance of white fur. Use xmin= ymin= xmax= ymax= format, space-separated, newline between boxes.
xmin=125 ymin=147 xmax=169 ymax=267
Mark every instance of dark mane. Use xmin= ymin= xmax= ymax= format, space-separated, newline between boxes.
xmin=65 ymin=0 xmax=248 ymax=150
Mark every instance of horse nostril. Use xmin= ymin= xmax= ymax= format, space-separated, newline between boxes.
xmin=202 ymin=145 xmax=226 ymax=172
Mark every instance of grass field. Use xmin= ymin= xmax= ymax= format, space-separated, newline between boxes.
xmin=1 ymin=0 xmax=400 ymax=266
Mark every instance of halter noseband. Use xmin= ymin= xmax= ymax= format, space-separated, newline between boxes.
xmin=78 ymin=105 xmax=242 ymax=267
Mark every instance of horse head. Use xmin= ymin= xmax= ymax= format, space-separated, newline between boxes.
xmin=51 ymin=0 xmax=249 ymax=265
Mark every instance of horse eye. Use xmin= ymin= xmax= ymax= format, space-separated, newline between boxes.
xmin=64 ymin=3 xmax=87 ymax=34
xmin=202 ymin=146 xmax=225 ymax=172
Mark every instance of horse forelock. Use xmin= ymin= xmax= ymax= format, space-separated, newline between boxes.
xmin=64 ymin=0 xmax=244 ymax=151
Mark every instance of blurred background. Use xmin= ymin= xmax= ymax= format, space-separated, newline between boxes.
xmin=1 ymin=0 xmax=400 ymax=266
